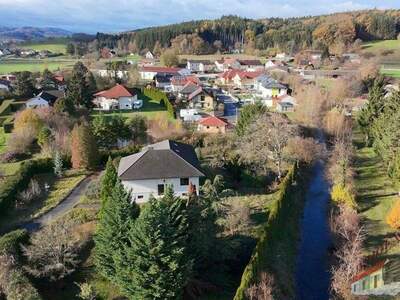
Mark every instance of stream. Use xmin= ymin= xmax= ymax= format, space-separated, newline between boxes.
xmin=295 ymin=158 xmax=332 ymax=300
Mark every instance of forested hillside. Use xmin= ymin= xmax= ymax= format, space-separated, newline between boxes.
xmin=94 ymin=10 xmax=400 ymax=55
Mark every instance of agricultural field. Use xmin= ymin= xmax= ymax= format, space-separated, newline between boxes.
xmin=0 ymin=59 xmax=76 ymax=73
xmin=361 ymin=39 xmax=400 ymax=54
xmin=19 ymin=42 xmax=67 ymax=54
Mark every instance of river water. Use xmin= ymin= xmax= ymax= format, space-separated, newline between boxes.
xmin=295 ymin=160 xmax=332 ymax=300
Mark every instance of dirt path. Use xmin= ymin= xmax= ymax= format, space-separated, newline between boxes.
xmin=21 ymin=174 xmax=97 ymax=232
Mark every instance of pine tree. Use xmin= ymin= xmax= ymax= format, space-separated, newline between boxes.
xmin=115 ymin=189 xmax=192 ymax=299
xmin=71 ymin=123 xmax=99 ymax=170
xmin=94 ymin=179 xmax=139 ymax=281
xmin=66 ymin=62 xmax=93 ymax=109
xmin=100 ymin=157 xmax=117 ymax=213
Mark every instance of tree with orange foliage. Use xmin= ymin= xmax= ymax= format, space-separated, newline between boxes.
xmin=70 ymin=123 xmax=98 ymax=170
xmin=14 ymin=108 xmax=43 ymax=135
xmin=387 ymin=200 xmax=400 ymax=230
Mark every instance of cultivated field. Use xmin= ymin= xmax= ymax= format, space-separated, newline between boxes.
xmin=19 ymin=42 xmax=67 ymax=54
xmin=0 ymin=59 xmax=76 ymax=73
xmin=362 ymin=39 xmax=400 ymax=54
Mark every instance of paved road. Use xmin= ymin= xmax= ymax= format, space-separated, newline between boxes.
xmin=21 ymin=175 xmax=96 ymax=232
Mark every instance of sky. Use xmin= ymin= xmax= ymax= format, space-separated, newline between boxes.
xmin=0 ymin=0 xmax=399 ymax=33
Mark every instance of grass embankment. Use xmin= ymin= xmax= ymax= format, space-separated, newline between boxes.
xmin=0 ymin=171 xmax=87 ymax=233
xmin=353 ymin=128 xmax=400 ymax=257
xmin=361 ymin=40 xmax=400 ymax=54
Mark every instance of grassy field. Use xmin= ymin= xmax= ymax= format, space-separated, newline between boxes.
xmin=20 ymin=42 xmax=67 ymax=54
xmin=362 ymin=40 xmax=400 ymax=54
xmin=0 ymin=128 xmax=8 ymax=154
xmin=0 ymin=59 xmax=75 ymax=73
xmin=381 ymin=67 xmax=400 ymax=78
xmin=353 ymin=128 xmax=400 ymax=257
xmin=179 ymin=53 xmax=264 ymax=62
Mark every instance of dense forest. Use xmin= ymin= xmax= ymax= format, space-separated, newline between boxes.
xmin=92 ymin=10 xmax=400 ymax=55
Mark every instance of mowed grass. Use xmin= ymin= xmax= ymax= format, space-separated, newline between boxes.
xmin=0 ymin=128 xmax=8 ymax=154
xmin=20 ymin=42 xmax=67 ymax=54
xmin=0 ymin=60 xmax=75 ymax=73
xmin=353 ymin=127 xmax=400 ymax=256
xmin=381 ymin=68 xmax=400 ymax=78
xmin=362 ymin=40 xmax=400 ymax=54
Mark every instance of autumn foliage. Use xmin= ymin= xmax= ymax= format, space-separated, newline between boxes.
xmin=71 ymin=123 xmax=98 ymax=170
xmin=386 ymin=200 xmax=400 ymax=230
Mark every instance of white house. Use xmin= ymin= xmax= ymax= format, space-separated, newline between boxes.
xmin=215 ymin=58 xmax=241 ymax=72
xmin=186 ymin=60 xmax=212 ymax=73
xmin=118 ymin=140 xmax=204 ymax=203
xmin=93 ymin=84 xmax=138 ymax=110
xmin=26 ymin=90 xmax=63 ymax=108
xmin=139 ymin=66 xmax=190 ymax=80
xmin=255 ymin=74 xmax=287 ymax=98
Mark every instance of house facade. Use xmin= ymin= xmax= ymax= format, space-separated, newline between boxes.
xmin=186 ymin=60 xmax=212 ymax=73
xmin=139 ymin=66 xmax=190 ymax=80
xmin=197 ymin=116 xmax=229 ymax=134
xmin=26 ymin=90 xmax=63 ymax=108
xmin=255 ymin=74 xmax=288 ymax=98
xmin=93 ymin=84 xmax=138 ymax=110
xmin=351 ymin=260 xmax=400 ymax=296
xmin=118 ymin=140 xmax=204 ymax=203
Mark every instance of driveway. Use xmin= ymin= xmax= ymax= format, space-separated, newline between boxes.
xmin=21 ymin=174 xmax=98 ymax=232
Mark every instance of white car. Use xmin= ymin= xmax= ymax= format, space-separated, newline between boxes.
xmin=133 ymin=99 xmax=143 ymax=109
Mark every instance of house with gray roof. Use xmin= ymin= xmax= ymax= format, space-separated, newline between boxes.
xmin=254 ymin=74 xmax=287 ymax=98
xmin=118 ymin=140 xmax=204 ymax=203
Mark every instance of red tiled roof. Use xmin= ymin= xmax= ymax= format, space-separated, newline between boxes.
xmin=219 ymin=69 xmax=242 ymax=80
xmin=220 ymin=69 xmax=263 ymax=80
xmin=351 ymin=261 xmax=386 ymax=284
xmin=140 ymin=66 xmax=182 ymax=73
xmin=171 ymin=75 xmax=199 ymax=86
xmin=199 ymin=116 xmax=228 ymax=127
xmin=94 ymin=84 xmax=135 ymax=98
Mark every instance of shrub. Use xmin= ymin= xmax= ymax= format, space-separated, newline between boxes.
xmin=0 ymin=151 xmax=27 ymax=163
xmin=386 ymin=200 xmax=400 ymax=230
xmin=331 ymin=184 xmax=356 ymax=208
xmin=6 ymin=127 xmax=36 ymax=154
xmin=0 ymin=158 xmax=53 ymax=215
xmin=85 ymin=178 xmax=101 ymax=200
xmin=16 ymin=179 xmax=42 ymax=208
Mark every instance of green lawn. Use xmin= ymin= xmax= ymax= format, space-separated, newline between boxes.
xmin=381 ymin=68 xmax=400 ymax=78
xmin=20 ymin=42 xmax=67 ymax=54
xmin=362 ymin=40 xmax=400 ymax=54
xmin=353 ymin=127 xmax=400 ymax=257
xmin=0 ymin=59 xmax=75 ymax=73
xmin=33 ymin=171 xmax=87 ymax=218
xmin=0 ymin=128 xmax=8 ymax=154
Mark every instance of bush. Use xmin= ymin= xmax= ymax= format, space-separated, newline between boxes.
xmin=16 ymin=179 xmax=42 ymax=208
xmin=0 ymin=151 xmax=28 ymax=163
xmin=330 ymin=184 xmax=356 ymax=208
xmin=84 ymin=178 xmax=101 ymax=200
xmin=0 ymin=158 xmax=53 ymax=215
xmin=0 ymin=229 xmax=29 ymax=254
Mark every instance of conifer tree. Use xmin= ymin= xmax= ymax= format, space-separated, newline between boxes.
xmin=53 ymin=151 xmax=63 ymax=178
xmin=100 ymin=157 xmax=118 ymax=213
xmin=71 ymin=123 xmax=99 ymax=170
xmin=66 ymin=62 xmax=93 ymax=109
xmin=115 ymin=188 xmax=192 ymax=299
xmin=94 ymin=179 xmax=139 ymax=281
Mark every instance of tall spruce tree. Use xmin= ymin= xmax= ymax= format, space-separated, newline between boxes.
xmin=66 ymin=62 xmax=93 ymax=109
xmin=100 ymin=157 xmax=117 ymax=213
xmin=94 ymin=179 xmax=139 ymax=281
xmin=115 ymin=188 xmax=192 ymax=299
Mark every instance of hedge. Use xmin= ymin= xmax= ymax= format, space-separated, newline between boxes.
xmin=0 ymin=230 xmax=42 ymax=300
xmin=99 ymin=144 xmax=141 ymax=164
xmin=143 ymin=87 xmax=175 ymax=119
xmin=0 ymin=158 xmax=53 ymax=215
xmin=233 ymin=164 xmax=305 ymax=300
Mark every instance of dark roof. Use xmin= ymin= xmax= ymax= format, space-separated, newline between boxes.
xmin=155 ymin=74 xmax=172 ymax=83
xmin=180 ymin=82 xmax=199 ymax=94
xmin=38 ymin=90 xmax=64 ymax=104
xmin=118 ymin=140 xmax=204 ymax=180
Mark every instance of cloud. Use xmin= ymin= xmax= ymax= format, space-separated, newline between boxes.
xmin=0 ymin=0 xmax=398 ymax=32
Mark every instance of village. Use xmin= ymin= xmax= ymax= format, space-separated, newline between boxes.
xmin=0 ymin=9 xmax=400 ymax=300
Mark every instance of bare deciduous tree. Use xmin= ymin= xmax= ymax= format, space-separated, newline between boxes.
xmin=22 ymin=219 xmax=81 ymax=281
xmin=239 ymin=113 xmax=297 ymax=178
xmin=246 ymin=272 xmax=274 ymax=300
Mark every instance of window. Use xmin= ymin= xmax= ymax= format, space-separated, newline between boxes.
xmin=182 ymin=193 xmax=187 ymax=197
xmin=157 ymin=184 xmax=165 ymax=195
xmin=137 ymin=195 xmax=144 ymax=200
xmin=374 ymin=275 xmax=379 ymax=288
xmin=180 ymin=178 xmax=189 ymax=186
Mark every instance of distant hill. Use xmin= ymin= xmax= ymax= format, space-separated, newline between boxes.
xmin=0 ymin=26 xmax=72 ymax=42
xmin=94 ymin=9 xmax=400 ymax=55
